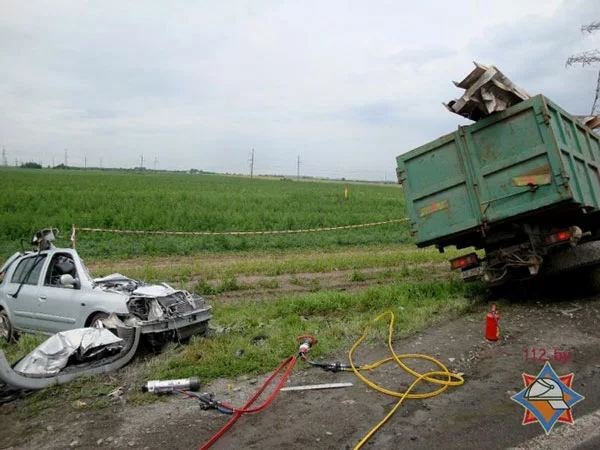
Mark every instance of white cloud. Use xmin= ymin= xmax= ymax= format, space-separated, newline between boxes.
xmin=1 ymin=0 xmax=599 ymax=178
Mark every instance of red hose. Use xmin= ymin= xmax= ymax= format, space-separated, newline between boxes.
xmin=198 ymin=355 xmax=297 ymax=450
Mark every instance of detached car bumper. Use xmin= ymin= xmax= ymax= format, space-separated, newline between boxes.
xmin=104 ymin=305 xmax=212 ymax=341
xmin=138 ymin=306 xmax=212 ymax=337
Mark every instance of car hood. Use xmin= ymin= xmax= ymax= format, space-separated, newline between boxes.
xmin=93 ymin=273 xmax=191 ymax=299
xmin=93 ymin=273 xmax=206 ymax=321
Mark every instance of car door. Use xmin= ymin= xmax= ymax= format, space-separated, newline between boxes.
xmin=3 ymin=254 xmax=48 ymax=331
xmin=35 ymin=252 xmax=86 ymax=333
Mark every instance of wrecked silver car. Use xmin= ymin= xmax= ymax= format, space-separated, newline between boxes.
xmin=0 ymin=241 xmax=211 ymax=345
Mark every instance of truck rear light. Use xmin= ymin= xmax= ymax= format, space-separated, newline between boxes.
xmin=545 ymin=230 xmax=572 ymax=245
xmin=450 ymin=253 xmax=478 ymax=270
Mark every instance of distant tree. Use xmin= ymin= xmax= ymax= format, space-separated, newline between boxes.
xmin=21 ymin=162 xmax=42 ymax=169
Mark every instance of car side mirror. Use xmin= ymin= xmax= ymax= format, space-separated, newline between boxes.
xmin=60 ymin=274 xmax=81 ymax=289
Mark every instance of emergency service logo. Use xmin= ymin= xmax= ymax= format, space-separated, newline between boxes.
xmin=511 ymin=362 xmax=584 ymax=434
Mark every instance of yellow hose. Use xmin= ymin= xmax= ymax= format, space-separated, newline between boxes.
xmin=348 ymin=311 xmax=464 ymax=449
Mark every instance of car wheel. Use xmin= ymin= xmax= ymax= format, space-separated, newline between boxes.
xmin=88 ymin=312 xmax=109 ymax=329
xmin=0 ymin=310 xmax=14 ymax=343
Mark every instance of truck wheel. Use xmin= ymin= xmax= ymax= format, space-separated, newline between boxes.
xmin=88 ymin=312 xmax=109 ymax=329
xmin=0 ymin=310 xmax=15 ymax=343
xmin=586 ymin=266 xmax=600 ymax=293
xmin=544 ymin=241 xmax=600 ymax=275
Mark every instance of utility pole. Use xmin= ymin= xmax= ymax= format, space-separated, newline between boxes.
xmin=140 ymin=154 xmax=144 ymax=168
xmin=52 ymin=155 xmax=55 ymax=167
xmin=297 ymin=155 xmax=300 ymax=180
xmin=84 ymin=155 xmax=87 ymax=169
xmin=100 ymin=158 xmax=103 ymax=169
xmin=1 ymin=146 xmax=7 ymax=166
xmin=249 ymin=149 xmax=255 ymax=178
xmin=64 ymin=149 xmax=68 ymax=166
xmin=154 ymin=157 xmax=158 ymax=171
xmin=567 ymin=22 xmax=600 ymax=114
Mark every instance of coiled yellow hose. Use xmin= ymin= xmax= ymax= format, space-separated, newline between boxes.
xmin=348 ymin=311 xmax=465 ymax=449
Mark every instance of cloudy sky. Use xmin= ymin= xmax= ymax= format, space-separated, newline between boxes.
xmin=2 ymin=1 xmax=600 ymax=180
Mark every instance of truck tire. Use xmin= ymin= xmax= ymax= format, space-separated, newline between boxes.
xmin=543 ymin=241 xmax=600 ymax=275
xmin=586 ymin=266 xmax=600 ymax=293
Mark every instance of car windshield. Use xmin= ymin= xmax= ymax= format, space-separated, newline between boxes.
xmin=0 ymin=252 xmax=24 ymax=276
xmin=79 ymin=257 xmax=95 ymax=283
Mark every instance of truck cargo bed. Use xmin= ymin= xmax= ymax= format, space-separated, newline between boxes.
xmin=396 ymin=95 xmax=600 ymax=249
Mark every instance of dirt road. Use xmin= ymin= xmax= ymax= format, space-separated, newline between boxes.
xmin=2 ymin=285 xmax=599 ymax=450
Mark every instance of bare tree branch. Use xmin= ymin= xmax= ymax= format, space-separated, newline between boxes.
xmin=582 ymin=22 xmax=600 ymax=34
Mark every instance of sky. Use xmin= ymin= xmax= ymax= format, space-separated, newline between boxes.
xmin=1 ymin=0 xmax=600 ymax=180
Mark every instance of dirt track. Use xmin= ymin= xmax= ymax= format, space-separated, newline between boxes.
xmin=2 ymin=283 xmax=600 ymax=450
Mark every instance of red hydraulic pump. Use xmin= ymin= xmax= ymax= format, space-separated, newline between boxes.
xmin=485 ymin=304 xmax=500 ymax=341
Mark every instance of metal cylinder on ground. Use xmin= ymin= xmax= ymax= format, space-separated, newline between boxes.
xmin=142 ymin=377 xmax=201 ymax=393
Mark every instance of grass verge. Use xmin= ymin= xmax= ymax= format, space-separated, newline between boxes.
xmin=146 ymin=278 xmax=486 ymax=381
xmin=88 ymin=245 xmax=473 ymax=285
xmin=0 ymin=333 xmax=47 ymax=363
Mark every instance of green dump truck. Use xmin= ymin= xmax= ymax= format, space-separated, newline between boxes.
xmin=396 ymin=94 xmax=600 ymax=285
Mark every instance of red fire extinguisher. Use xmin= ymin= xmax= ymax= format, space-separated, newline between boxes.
xmin=485 ymin=304 xmax=500 ymax=341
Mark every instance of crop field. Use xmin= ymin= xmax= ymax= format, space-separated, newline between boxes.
xmin=0 ymin=168 xmax=409 ymax=260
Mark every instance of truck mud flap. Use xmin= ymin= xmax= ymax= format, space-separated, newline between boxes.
xmin=543 ymin=241 xmax=600 ymax=275
xmin=0 ymin=327 xmax=140 ymax=390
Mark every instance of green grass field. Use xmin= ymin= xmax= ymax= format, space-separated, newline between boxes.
xmin=0 ymin=168 xmax=409 ymax=260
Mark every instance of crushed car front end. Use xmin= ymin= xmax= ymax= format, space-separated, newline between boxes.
xmin=94 ymin=274 xmax=212 ymax=343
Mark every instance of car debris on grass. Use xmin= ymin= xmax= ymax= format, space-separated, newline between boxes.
xmin=0 ymin=326 xmax=140 ymax=391
xmin=12 ymin=327 xmax=124 ymax=376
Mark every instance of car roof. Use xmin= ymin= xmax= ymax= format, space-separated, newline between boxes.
xmin=0 ymin=248 xmax=77 ymax=274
